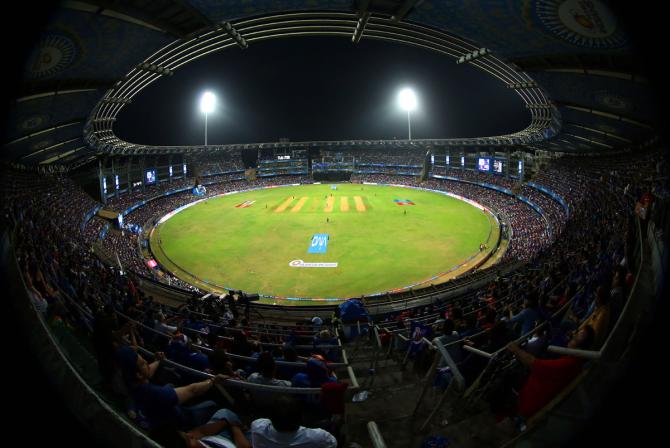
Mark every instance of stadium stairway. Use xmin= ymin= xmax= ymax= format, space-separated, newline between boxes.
xmin=343 ymin=333 xmax=517 ymax=447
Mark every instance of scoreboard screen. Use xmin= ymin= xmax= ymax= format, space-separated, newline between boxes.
xmin=477 ymin=158 xmax=490 ymax=172
xmin=145 ymin=169 xmax=156 ymax=184
xmin=493 ymin=159 xmax=503 ymax=173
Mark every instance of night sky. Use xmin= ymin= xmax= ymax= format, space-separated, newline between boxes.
xmin=115 ymin=36 xmax=530 ymax=146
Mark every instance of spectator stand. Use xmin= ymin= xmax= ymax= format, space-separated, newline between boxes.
xmin=2 ymin=230 xmax=162 ymax=448
xmin=57 ymin=288 xmax=360 ymax=430
xmin=416 ymin=216 xmax=643 ymax=437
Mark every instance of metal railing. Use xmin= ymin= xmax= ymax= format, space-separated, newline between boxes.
xmin=367 ymin=421 xmax=388 ymax=448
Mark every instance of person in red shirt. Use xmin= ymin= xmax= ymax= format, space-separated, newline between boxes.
xmin=507 ymin=324 xmax=595 ymax=421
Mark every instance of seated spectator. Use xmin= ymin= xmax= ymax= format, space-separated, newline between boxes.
xmin=231 ymin=331 xmax=253 ymax=357
xmin=208 ymin=326 xmax=233 ymax=352
xmin=432 ymin=319 xmax=463 ymax=390
xmin=208 ymin=348 xmax=237 ymax=378
xmin=449 ymin=307 xmax=465 ymax=333
xmin=507 ymin=325 xmax=595 ymax=421
xmin=182 ymin=313 xmax=209 ymax=334
xmin=47 ymin=301 xmax=73 ymax=336
xmin=311 ymin=316 xmax=323 ymax=328
xmin=434 ymin=319 xmax=462 ymax=364
xmin=165 ymin=332 xmax=191 ymax=364
xmin=460 ymin=322 xmax=514 ymax=386
xmin=407 ymin=323 xmax=431 ymax=365
xmin=206 ymin=348 xmax=247 ymax=411
xmin=276 ymin=346 xmax=303 ymax=380
xmin=506 ymin=297 xmax=540 ymax=337
xmin=247 ymin=352 xmax=291 ymax=387
xmin=479 ymin=308 xmax=498 ymax=331
xmin=151 ymin=408 xmax=251 ymax=448
xmin=157 ymin=312 xmax=181 ymax=334
xmin=93 ymin=305 xmax=126 ymax=388
xmin=291 ymin=355 xmax=337 ymax=388
xmin=251 ymin=395 xmax=337 ymax=448
xmin=313 ymin=329 xmax=339 ymax=362
xmin=116 ymin=345 xmax=223 ymax=430
xmin=459 ymin=314 xmax=479 ymax=338
xmin=580 ymin=286 xmax=610 ymax=349
xmin=247 ymin=352 xmax=292 ymax=412
xmin=164 ymin=332 xmax=210 ymax=378
xmin=331 ymin=307 xmax=342 ymax=334
xmin=524 ymin=327 xmax=549 ymax=357
xmin=566 ymin=285 xmax=589 ymax=322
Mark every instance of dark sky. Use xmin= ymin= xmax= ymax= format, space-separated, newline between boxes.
xmin=115 ymin=36 xmax=530 ymax=146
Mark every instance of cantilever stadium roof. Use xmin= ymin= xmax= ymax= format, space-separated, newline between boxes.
xmin=2 ymin=0 xmax=659 ymax=167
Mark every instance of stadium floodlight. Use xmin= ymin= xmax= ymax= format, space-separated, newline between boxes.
xmin=200 ymin=92 xmax=216 ymax=146
xmin=397 ymin=88 xmax=417 ymax=140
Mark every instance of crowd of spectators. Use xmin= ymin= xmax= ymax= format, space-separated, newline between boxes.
xmin=2 ymin=167 xmax=346 ymax=444
xmin=519 ymin=185 xmax=567 ymax=237
xmin=106 ymin=178 xmax=194 ymax=212
xmin=82 ymin=217 xmax=107 ymax=245
xmin=353 ymin=148 xmax=425 ymax=165
xmin=198 ymin=160 xmax=244 ymax=175
xmin=319 ymin=148 xmax=425 ymax=166
xmin=371 ymin=150 xmax=656 ymax=431
xmin=187 ymin=151 xmax=243 ymax=175
xmin=2 ymin=145 xmax=665 ymax=443
xmin=441 ymin=167 xmax=518 ymax=190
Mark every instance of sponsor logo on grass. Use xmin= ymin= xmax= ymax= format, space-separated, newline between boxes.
xmin=307 ymin=234 xmax=329 ymax=254
xmin=394 ymin=199 xmax=415 ymax=206
xmin=235 ymin=200 xmax=255 ymax=208
xmin=289 ymin=259 xmax=338 ymax=268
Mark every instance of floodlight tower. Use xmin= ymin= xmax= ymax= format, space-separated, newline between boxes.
xmin=200 ymin=92 xmax=216 ymax=145
xmin=398 ymin=88 xmax=417 ymax=140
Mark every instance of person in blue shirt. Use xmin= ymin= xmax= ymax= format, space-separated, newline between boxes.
xmin=291 ymin=355 xmax=337 ymax=388
xmin=506 ymin=297 xmax=540 ymax=337
xmin=116 ymin=345 xmax=224 ymax=430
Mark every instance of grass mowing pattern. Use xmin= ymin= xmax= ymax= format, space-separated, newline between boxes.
xmin=151 ymin=184 xmax=492 ymax=300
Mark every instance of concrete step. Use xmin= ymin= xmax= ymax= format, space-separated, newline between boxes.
xmin=349 ymin=395 xmax=517 ymax=448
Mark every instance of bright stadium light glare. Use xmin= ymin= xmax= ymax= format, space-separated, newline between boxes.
xmin=200 ymin=91 xmax=216 ymax=114
xmin=398 ymin=88 xmax=417 ymax=111
xmin=397 ymin=88 xmax=417 ymax=140
xmin=199 ymin=91 xmax=216 ymax=146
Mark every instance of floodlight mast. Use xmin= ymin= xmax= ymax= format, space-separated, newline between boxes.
xmin=398 ymin=88 xmax=417 ymax=140
xmin=200 ymin=92 xmax=216 ymax=145
xmin=407 ymin=109 xmax=411 ymax=141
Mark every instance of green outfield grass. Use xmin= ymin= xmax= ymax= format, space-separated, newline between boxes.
xmin=150 ymin=183 xmax=494 ymax=302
